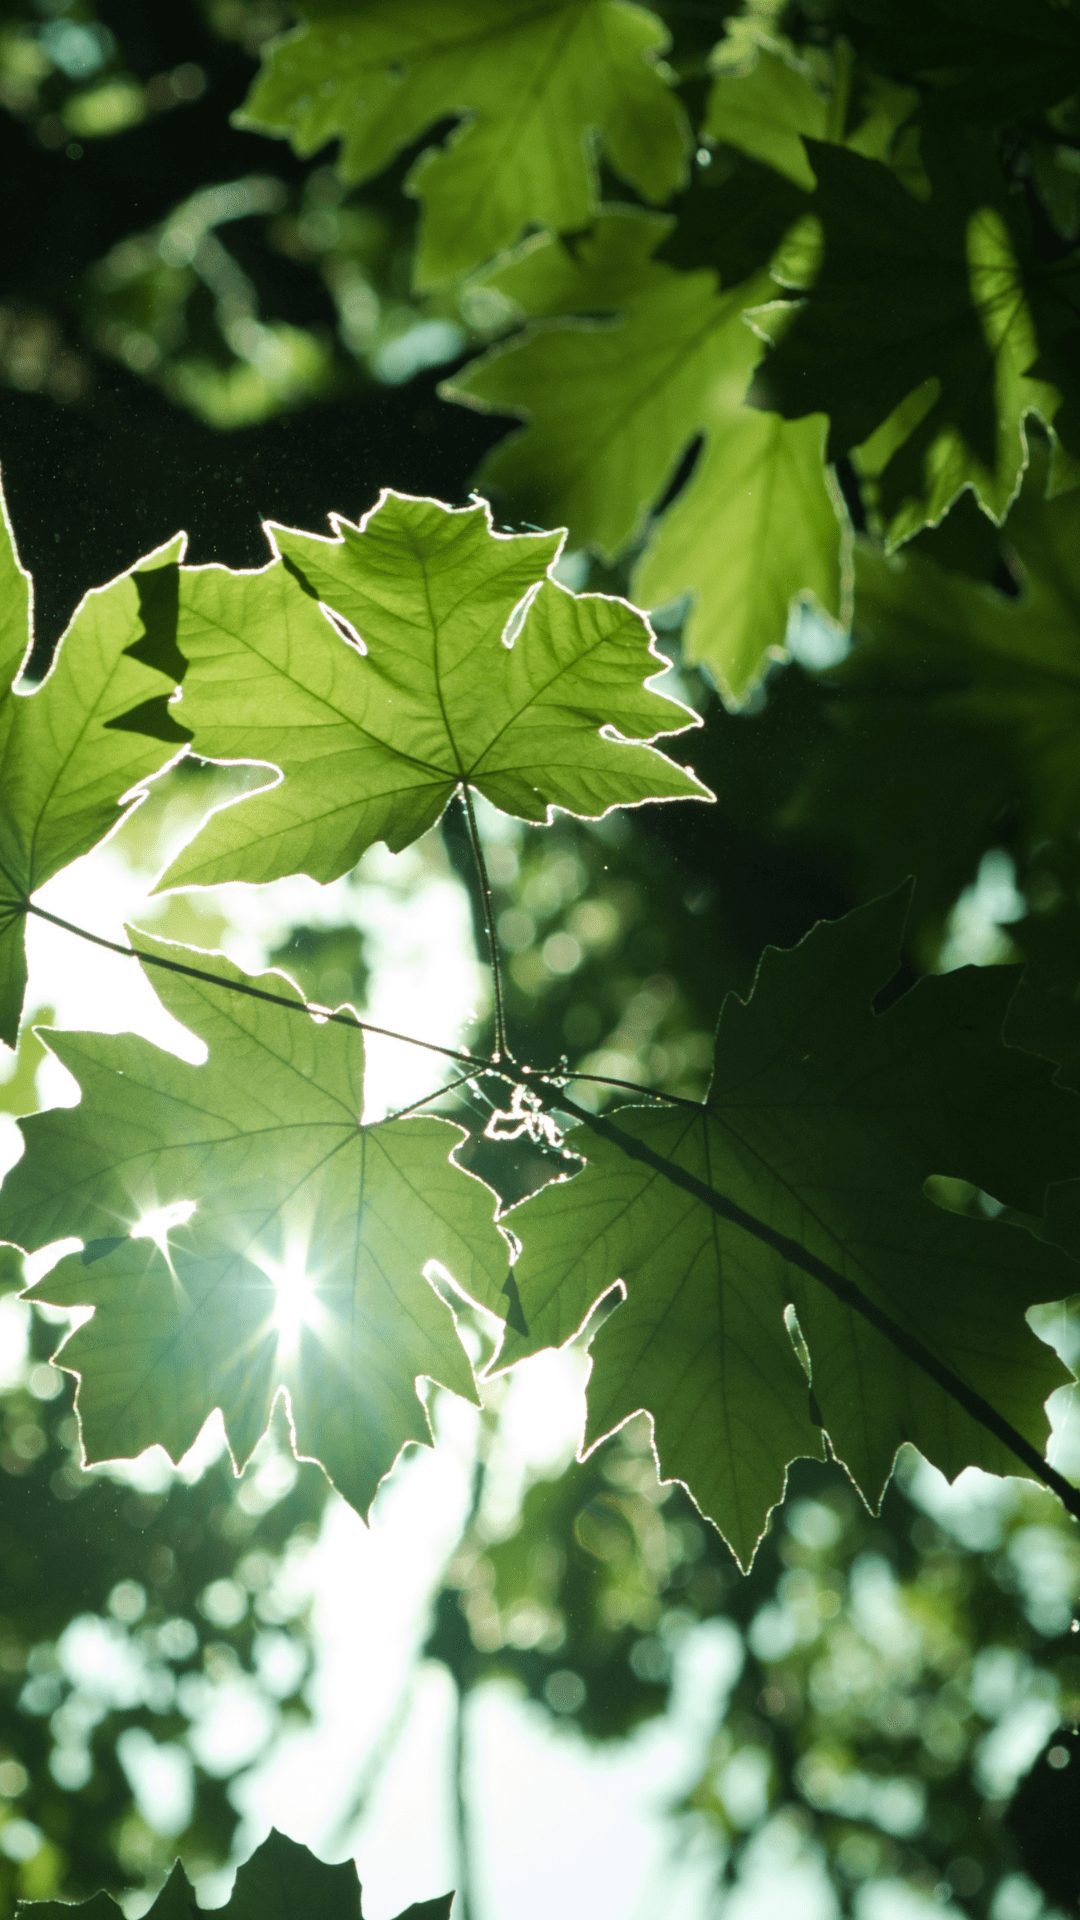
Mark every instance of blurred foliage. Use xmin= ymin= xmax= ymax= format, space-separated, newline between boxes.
xmin=0 ymin=0 xmax=479 ymax=431
xmin=0 ymin=1303 xmax=326 ymax=1907
xmin=428 ymin=1418 xmax=693 ymax=1746
xmin=17 ymin=1825 xmax=455 ymax=1920
xmin=78 ymin=164 xmax=475 ymax=429
xmin=266 ymin=911 xmax=369 ymax=1015
xmin=427 ymin=1413 xmax=1080 ymax=1918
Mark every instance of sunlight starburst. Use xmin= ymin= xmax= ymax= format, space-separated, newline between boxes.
xmin=130 ymin=1198 xmax=197 ymax=1261
xmin=255 ymin=1231 xmax=328 ymax=1355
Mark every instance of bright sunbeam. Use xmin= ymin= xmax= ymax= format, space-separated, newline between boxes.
xmin=271 ymin=1256 xmax=315 ymax=1343
xmin=131 ymin=1198 xmax=197 ymax=1258
xmin=257 ymin=1236 xmax=326 ymax=1354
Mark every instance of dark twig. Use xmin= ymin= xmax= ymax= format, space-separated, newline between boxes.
xmin=25 ymin=901 xmax=493 ymax=1075
xmin=548 ymin=1089 xmax=1080 ymax=1525
xmin=536 ymin=1063 xmax=704 ymax=1112
xmin=23 ymin=901 xmax=1080 ymax=1522
xmin=383 ymin=1069 xmax=490 ymax=1124
xmin=458 ymin=782 xmax=509 ymax=1062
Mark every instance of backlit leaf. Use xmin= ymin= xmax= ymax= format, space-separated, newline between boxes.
xmin=501 ymin=894 xmax=1080 ymax=1564
xmin=786 ymin=471 xmax=1080 ymax=922
xmin=237 ymin=0 xmax=689 ymax=285
xmin=750 ymin=134 xmax=1080 ymax=542
xmin=0 ymin=935 xmax=505 ymax=1513
xmin=161 ymin=489 xmax=709 ymax=893
xmin=18 ymin=1828 xmax=453 ymax=1917
xmin=448 ymin=213 xmax=847 ymax=702
xmin=704 ymin=45 xmax=829 ymax=190
xmin=0 ymin=477 xmax=187 ymax=1047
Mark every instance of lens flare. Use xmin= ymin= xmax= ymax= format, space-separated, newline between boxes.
xmin=255 ymin=1232 xmax=326 ymax=1354
xmin=130 ymin=1198 xmax=197 ymax=1258
xmin=270 ymin=1254 xmax=317 ymax=1344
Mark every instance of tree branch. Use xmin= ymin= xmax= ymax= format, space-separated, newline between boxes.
xmin=544 ymin=1083 xmax=1080 ymax=1525
xmin=24 ymin=902 xmax=1080 ymax=1525
xmin=25 ymin=902 xmax=494 ymax=1075
xmin=458 ymin=782 xmax=509 ymax=1062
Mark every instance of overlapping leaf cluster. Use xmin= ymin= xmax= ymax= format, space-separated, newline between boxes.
xmin=19 ymin=1828 xmax=451 ymax=1917
xmin=0 ymin=477 xmax=716 ymax=1523
xmin=1 ymin=465 xmax=1078 ymax=1587
xmin=8 ymin=3 xmax=1080 ymax=1911
xmin=239 ymin=0 xmax=1080 ymax=705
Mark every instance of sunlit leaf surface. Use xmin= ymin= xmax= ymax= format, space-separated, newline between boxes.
xmin=502 ymin=895 xmax=1080 ymax=1562
xmin=0 ymin=475 xmax=186 ymax=1046
xmin=238 ymin=0 xmax=689 ymax=284
xmin=162 ymin=490 xmax=709 ymax=891
xmin=0 ymin=935 xmax=504 ymax=1513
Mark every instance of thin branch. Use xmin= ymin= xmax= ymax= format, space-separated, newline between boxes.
xmin=550 ymin=1088 xmax=1080 ymax=1525
xmin=25 ymin=902 xmax=493 ymax=1075
xmin=445 ymin=1426 xmax=491 ymax=1920
xmin=328 ymin=1671 xmax=417 ymax=1849
xmin=536 ymin=1064 xmax=704 ymax=1112
xmin=458 ymin=782 xmax=509 ymax=1062
xmin=383 ymin=1069 xmax=488 ymax=1124
xmin=23 ymin=902 xmax=1080 ymax=1520
xmin=448 ymin=1671 xmax=476 ymax=1920
xmin=21 ymin=903 xmax=675 ymax=1105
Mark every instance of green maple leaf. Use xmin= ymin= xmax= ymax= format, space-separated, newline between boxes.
xmin=704 ymin=45 xmax=830 ymax=190
xmin=159 ymin=489 xmax=709 ymax=893
xmin=236 ymin=0 xmax=689 ymax=286
xmin=787 ymin=471 xmax=1080 ymax=919
xmin=750 ymin=134 xmax=1080 ymax=543
xmin=448 ymin=210 xmax=847 ymax=703
xmin=23 ymin=1902 xmax=122 ymax=1919
xmin=500 ymin=893 xmax=1080 ymax=1565
xmin=0 ymin=475 xmax=31 ymax=687
xmin=0 ymin=935 xmax=505 ymax=1512
xmin=846 ymin=487 xmax=1080 ymax=842
xmin=0 ymin=477 xmax=188 ymax=1047
xmin=837 ymin=0 xmax=1080 ymax=121
xmin=18 ymin=1828 xmax=453 ymax=1917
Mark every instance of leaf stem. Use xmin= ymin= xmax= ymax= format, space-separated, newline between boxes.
xmin=383 ymin=1069 xmax=487 ymax=1124
xmin=539 ymin=1064 xmax=704 ymax=1113
xmin=24 ymin=901 xmax=494 ymax=1075
xmin=21 ymin=903 xmax=687 ymax=1107
xmin=458 ymin=782 xmax=509 ymax=1063
xmin=550 ymin=1089 xmax=1080 ymax=1526
xmin=19 ymin=902 xmax=1080 ymax=1523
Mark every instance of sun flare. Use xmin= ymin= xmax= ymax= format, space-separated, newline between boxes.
xmin=256 ymin=1240 xmax=325 ymax=1352
xmin=271 ymin=1258 xmax=315 ymax=1342
xmin=130 ymin=1199 xmax=197 ymax=1259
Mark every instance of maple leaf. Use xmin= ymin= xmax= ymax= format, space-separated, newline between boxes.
xmin=159 ymin=490 xmax=709 ymax=893
xmin=786 ymin=469 xmax=1080 ymax=920
xmin=837 ymin=0 xmax=1080 ymax=120
xmin=0 ymin=476 xmax=187 ymax=1048
xmin=0 ymin=1244 xmax=22 ymax=1296
xmin=500 ymin=894 xmax=1080 ymax=1565
xmin=0 ymin=475 xmax=30 ymax=685
xmin=0 ymin=935 xmax=505 ymax=1513
xmin=750 ymin=133 xmax=1080 ymax=542
xmin=17 ymin=1828 xmax=452 ymax=1917
xmin=447 ymin=211 xmax=847 ymax=703
xmin=236 ymin=0 xmax=689 ymax=286
xmin=704 ymin=44 xmax=830 ymax=190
